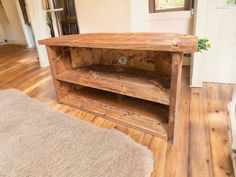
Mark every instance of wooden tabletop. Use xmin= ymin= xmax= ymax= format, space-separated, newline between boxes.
xmin=39 ymin=33 xmax=198 ymax=52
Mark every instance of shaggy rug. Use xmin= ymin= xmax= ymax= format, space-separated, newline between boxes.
xmin=0 ymin=89 xmax=153 ymax=177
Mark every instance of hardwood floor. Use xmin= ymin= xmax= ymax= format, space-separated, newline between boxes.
xmin=0 ymin=44 xmax=234 ymax=177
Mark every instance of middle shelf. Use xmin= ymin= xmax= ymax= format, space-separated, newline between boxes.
xmin=56 ymin=64 xmax=171 ymax=105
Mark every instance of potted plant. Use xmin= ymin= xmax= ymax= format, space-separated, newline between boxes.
xmin=198 ymin=38 xmax=211 ymax=52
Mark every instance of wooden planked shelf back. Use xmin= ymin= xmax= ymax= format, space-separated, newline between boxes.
xmin=39 ymin=33 xmax=198 ymax=143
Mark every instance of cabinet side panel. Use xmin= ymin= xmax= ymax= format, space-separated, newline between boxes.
xmin=46 ymin=46 xmax=72 ymax=100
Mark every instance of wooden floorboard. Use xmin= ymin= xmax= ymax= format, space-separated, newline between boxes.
xmin=189 ymin=87 xmax=214 ymax=177
xmin=164 ymin=62 xmax=190 ymax=177
xmin=205 ymin=84 xmax=233 ymax=177
xmin=0 ymin=44 xmax=234 ymax=177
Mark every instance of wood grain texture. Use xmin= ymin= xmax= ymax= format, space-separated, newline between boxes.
xmin=56 ymin=65 xmax=170 ymax=105
xmin=47 ymin=44 xmax=171 ymax=139
xmin=40 ymin=33 xmax=196 ymax=142
xmin=39 ymin=33 xmax=198 ymax=52
xmin=60 ymin=85 xmax=169 ymax=139
xmin=70 ymin=47 xmax=173 ymax=79
xmin=168 ymin=53 xmax=183 ymax=142
xmin=205 ymin=84 xmax=234 ymax=177
xmin=0 ymin=44 xmax=234 ymax=177
xmin=42 ymin=34 xmax=186 ymax=141
xmin=46 ymin=46 xmax=72 ymax=100
xmin=189 ymin=88 xmax=214 ymax=177
xmin=40 ymin=33 xmax=198 ymax=143
xmin=164 ymin=58 xmax=190 ymax=177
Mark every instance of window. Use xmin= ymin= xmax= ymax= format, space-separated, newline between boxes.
xmin=227 ymin=0 xmax=236 ymax=5
xmin=149 ymin=0 xmax=194 ymax=13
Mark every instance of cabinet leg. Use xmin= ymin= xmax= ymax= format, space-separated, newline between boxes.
xmin=168 ymin=53 xmax=183 ymax=143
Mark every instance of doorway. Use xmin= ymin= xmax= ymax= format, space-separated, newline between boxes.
xmin=53 ymin=0 xmax=79 ymax=35
xmin=18 ymin=0 xmax=36 ymax=48
xmin=45 ymin=0 xmax=79 ymax=36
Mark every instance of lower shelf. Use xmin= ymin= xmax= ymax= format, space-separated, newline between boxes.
xmin=60 ymin=85 xmax=169 ymax=139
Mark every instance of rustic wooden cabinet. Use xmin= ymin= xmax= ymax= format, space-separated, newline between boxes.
xmin=39 ymin=33 xmax=198 ymax=143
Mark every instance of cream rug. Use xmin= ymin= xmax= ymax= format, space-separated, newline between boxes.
xmin=0 ymin=89 xmax=153 ymax=177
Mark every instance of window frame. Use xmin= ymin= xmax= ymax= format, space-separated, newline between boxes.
xmin=149 ymin=0 xmax=194 ymax=13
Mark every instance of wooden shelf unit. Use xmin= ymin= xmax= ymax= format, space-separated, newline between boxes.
xmin=39 ymin=33 xmax=198 ymax=143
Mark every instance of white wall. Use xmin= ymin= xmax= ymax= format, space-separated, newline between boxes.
xmin=0 ymin=0 xmax=26 ymax=44
xmin=0 ymin=23 xmax=6 ymax=42
xmin=75 ymin=0 xmax=131 ymax=33
xmin=191 ymin=0 xmax=236 ymax=86
xmin=130 ymin=0 xmax=193 ymax=34
xmin=75 ymin=0 xmax=193 ymax=35
xmin=24 ymin=0 xmax=50 ymax=67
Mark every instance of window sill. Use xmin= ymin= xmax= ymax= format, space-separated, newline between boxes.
xmin=151 ymin=7 xmax=186 ymax=13
xmin=147 ymin=10 xmax=193 ymax=21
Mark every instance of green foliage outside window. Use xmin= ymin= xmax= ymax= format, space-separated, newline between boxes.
xmin=227 ymin=0 xmax=236 ymax=4
xmin=156 ymin=0 xmax=184 ymax=9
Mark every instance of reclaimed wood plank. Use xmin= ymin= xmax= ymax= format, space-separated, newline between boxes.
xmin=189 ymin=88 xmax=214 ymax=177
xmin=39 ymin=33 xmax=198 ymax=52
xmin=164 ymin=67 xmax=190 ymax=177
xmin=60 ymin=86 xmax=169 ymax=139
xmin=168 ymin=53 xmax=183 ymax=142
xmin=205 ymin=84 xmax=234 ymax=177
xmin=56 ymin=65 xmax=170 ymax=105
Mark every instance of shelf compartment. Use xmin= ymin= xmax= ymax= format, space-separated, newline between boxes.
xmin=59 ymin=85 xmax=169 ymax=139
xmin=56 ymin=64 xmax=170 ymax=105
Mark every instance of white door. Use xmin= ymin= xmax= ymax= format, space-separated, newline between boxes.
xmin=203 ymin=3 xmax=236 ymax=84
xmin=191 ymin=0 xmax=236 ymax=86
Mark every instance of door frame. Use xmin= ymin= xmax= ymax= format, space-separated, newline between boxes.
xmin=15 ymin=0 xmax=36 ymax=48
xmin=48 ymin=0 xmax=79 ymax=36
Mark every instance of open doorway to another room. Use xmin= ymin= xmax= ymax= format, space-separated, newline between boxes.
xmin=18 ymin=0 xmax=36 ymax=48
xmin=54 ymin=0 xmax=79 ymax=35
